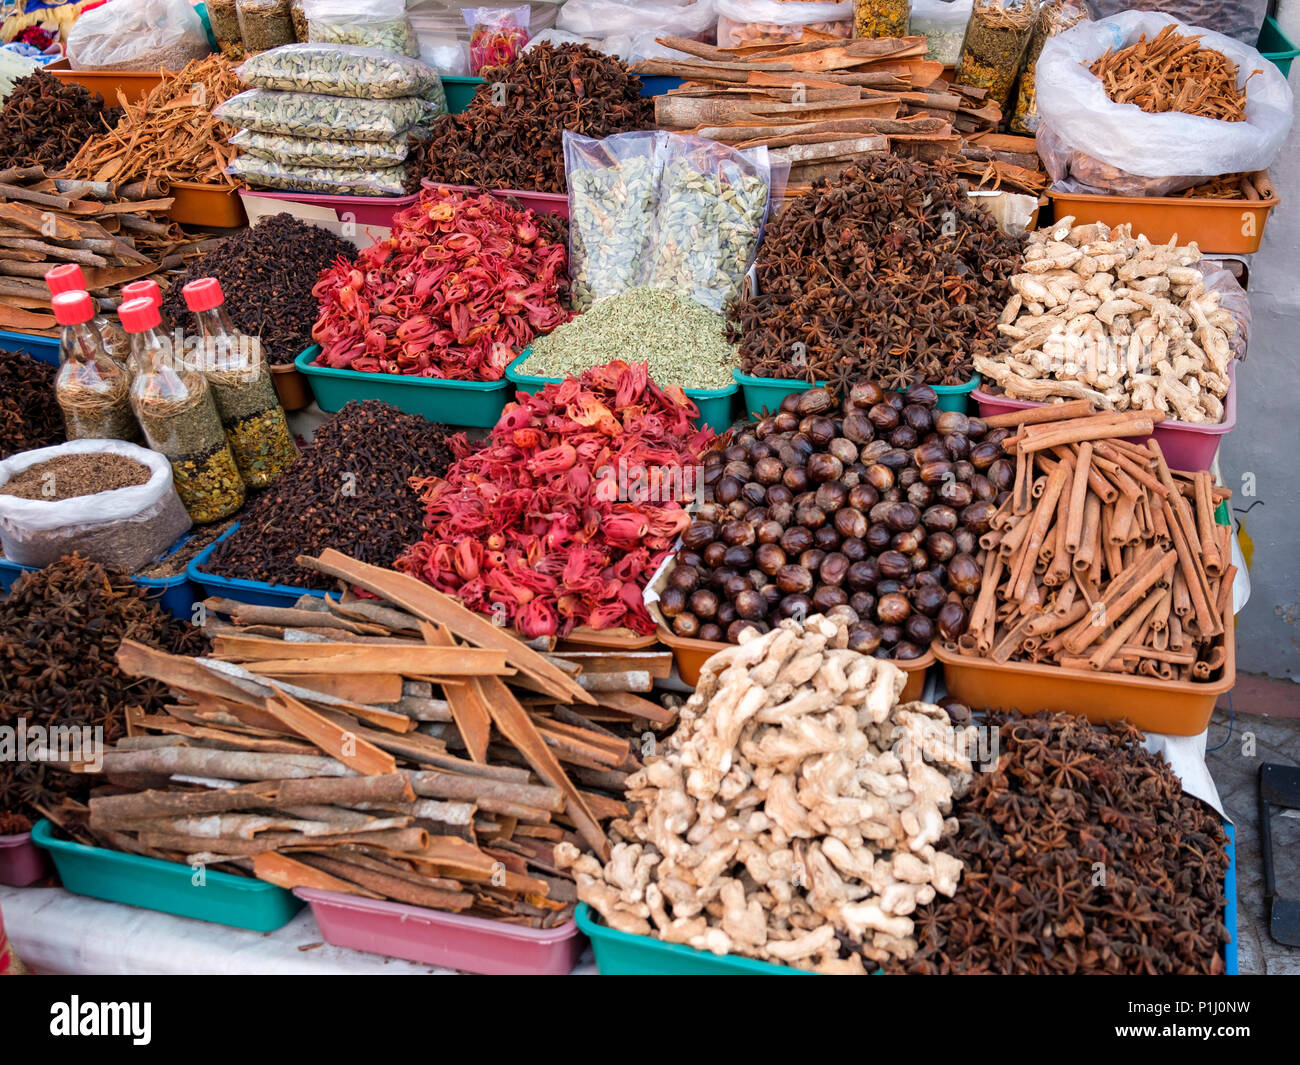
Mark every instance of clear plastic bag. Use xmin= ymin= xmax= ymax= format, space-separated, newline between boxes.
xmin=1036 ymin=13 xmax=1294 ymax=193
xmin=643 ymin=135 xmax=784 ymax=313
xmin=416 ymin=32 xmax=471 ymax=76
xmin=565 ymin=130 xmax=665 ymax=309
xmin=714 ymin=0 xmax=853 ymax=45
xmin=304 ymin=0 xmax=421 ymax=57
xmin=227 ymin=155 xmax=411 ymax=196
xmin=464 ymin=6 xmax=532 ymax=74
xmin=1198 ymin=261 xmax=1251 ymax=362
xmin=1011 ymin=0 xmax=1088 ymax=134
xmin=65 ymin=0 xmax=210 ymax=72
xmin=0 ymin=440 xmax=191 ymax=571
xmin=231 ymin=128 xmax=411 ymax=167
xmin=216 ymin=88 xmax=438 ymax=141
xmin=955 ymin=0 xmax=1037 ymax=112
xmin=911 ymin=0 xmax=973 ymax=64
xmin=1085 ymin=0 xmax=1268 ymax=45
xmin=238 ymin=0 xmax=296 ymax=51
xmin=237 ymin=43 xmax=443 ymax=100
xmin=558 ymin=0 xmax=718 ymax=40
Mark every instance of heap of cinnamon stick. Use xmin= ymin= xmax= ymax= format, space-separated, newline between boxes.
xmin=0 ymin=165 xmax=209 ymax=336
xmin=636 ymin=35 xmax=1046 ymax=194
xmin=956 ymin=405 xmax=1234 ymax=682
xmin=58 ymin=551 xmax=673 ymax=928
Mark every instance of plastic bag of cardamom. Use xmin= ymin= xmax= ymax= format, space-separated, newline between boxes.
xmin=304 ymin=0 xmax=420 ymax=56
xmin=564 ymin=129 xmax=666 ymax=311
xmin=227 ymin=155 xmax=411 ymax=196
xmin=642 ymin=134 xmax=786 ymax=314
xmin=236 ymin=43 xmax=445 ymax=103
xmin=231 ymin=128 xmax=411 ymax=168
xmin=216 ymin=89 xmax=437 ymax=142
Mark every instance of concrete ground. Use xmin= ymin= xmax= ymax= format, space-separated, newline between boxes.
xmin=1207 ymin=674 xmax=1300 ymax=973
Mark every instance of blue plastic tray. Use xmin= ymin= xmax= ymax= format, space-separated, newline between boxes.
xmin=0 ymin=532 xmax=198 ymax=621
xmin=187 ymin=522 xmax=325 ymax=608
xmin=0 ymin=329 xmax=58 ymax=365
xmin=1224 ymin=822 xmax=1238 ymax=975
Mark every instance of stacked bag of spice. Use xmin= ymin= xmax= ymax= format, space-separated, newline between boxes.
xmin=218 ymin=40 xmax=448 ymax=195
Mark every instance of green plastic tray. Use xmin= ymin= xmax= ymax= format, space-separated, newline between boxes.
xmin=732 ymin=368 xmax=827 ymax=419
xmin=32 ymin=819 xmax=303 ymax=932
xmin=1259 ymin=16 xmax=1299 ymax=76
xmin=443 ymin=75 xmax=484 ymax=113
xmin=506 ymin=350 xmax=737 ymax=433
xmin=295 ymin=345 xmax=512 ymax=428
xmin=576 ymin=903 xmax=812 ymax=975
xmin=933 ymin=374 xmax=981 ymax=413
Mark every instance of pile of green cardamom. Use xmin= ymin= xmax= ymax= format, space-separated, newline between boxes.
xmin=518 ymin=288 xmax=738 ymax=391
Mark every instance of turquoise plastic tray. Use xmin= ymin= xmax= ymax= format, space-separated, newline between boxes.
xmin=188 ymin=522 xmax=325 ymax=609
xmin=932 ymin=374 xmax=981 ymax=413
xmin=1260 ymin=16 xmax=1299 ymax=76
xmin=576 ymin=903 xmax=812 ymax=975
xmin=506 ymin=349 xmax=737 ymax=433
xmin=732 ymin=368 xmax=826 ymax=419
xmin=295 ymin=344 xmax=512 ymax=428
xmin=32 ymin=820 xmax=302 ymax=932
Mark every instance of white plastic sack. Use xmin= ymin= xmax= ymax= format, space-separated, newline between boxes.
xmin=603 ymin=30 xmax=696 ymax=64
xmin=415 ymin=31 xmax=471 ymax=76
xmin=715 ymin=0 xmax=852 ymax=45
xmin=1036 ymin=13 xmax=1293 ymax=195
xmin=0 ymin=440 xmax=191 ymax=571
xmin=66 ymin=0 xmax=210 ymax=72
xmin=558 ymin=0 xmax=717 ymax=40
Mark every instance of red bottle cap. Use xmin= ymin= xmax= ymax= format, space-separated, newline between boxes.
xmin=119 ymin=297 xmax=163 ymax=333
xmin=183 ymin=277 xmax=225 ymax=313
xmin=121 ymin=279 xmax=162 ymax=306
xmin=45 ymin=263 xmax=86 ymax=296
xmin=51 ymin=291 xmax=94 ymax=326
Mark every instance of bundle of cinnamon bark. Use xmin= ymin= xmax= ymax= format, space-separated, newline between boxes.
xmin=956 ymin=404 xmax=1234 ymax=681
xmin=56 ymin=550 xmax=674 ymax=928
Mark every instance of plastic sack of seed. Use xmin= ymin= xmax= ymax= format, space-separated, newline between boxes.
xmin=464 ymin=6 xmax=532 ymax=74
xmin=565 ymin=130 xmax=666 ymax=310
xmin=642 ymin=135 xmax=785 ymax=314
xmin=0 ymin=440 xmax=191 ymax=572
xmin=230 ymin=129 xmax=411 ymax=167
xmin=1010 ymin=0 xmax=1088 ymax=134
xmin=304 ymin=0 xmax=420 ymax=56
xmin=237 ymin=43 xmax=442 ymax=100
xmin=216 ymin=89 xmax=436 ymax=142
xmin=911 ymin=0 xmax=973 ymax=64
xmin=227 ymin=155 xmax=410 ymax=196
xmin=955 ymin=0 xmax=1037 ymax=112
xmin=66 ymin=0 xmax=210 ymax=72
xmin=1036 ymin=12 xmax=1293 ymax=195
xmin=714 ymin=0 xmax=852 ymax=47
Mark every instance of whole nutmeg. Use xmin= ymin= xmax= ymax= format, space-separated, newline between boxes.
xmin=780 ymin=392 xmax=803 ymax=413
xmin=969 ymin=473 xmax=996 ymax=502
xmin=735 ymin=589 xmax=767 ymax=621
xmin=776 ymin=564 xmax=815 ymax=595
xmin=868 ymin=403 xmax=900 ymax=431
xmin=659 ymin=585 xmax=687 ymax=618
xmin=682 ymin=521 xmax=717 ymax=549
xmin=842 ymin=410 xmax=876 ymax=445
xmin=898 ymin=466 xmax=920 ymax=489
xmin=815 ymin=481 xmax=848 ymax=512
xmin=698 ymin=623 xmax=724 ymax=642
xmin=689 ymin=589 xmax=720 ymax=618
xmin=848 ymin=483 xmax=879 ymax=511
xmin=841 ymin=537 xmax=868 ymax=562
xmin=923 ymin=504 xmax=959 ymax=532
xmin=756 ymin=542 xmax=787 ymax=575
xmin=673 ymin=612 xmax=700 ymax=638
xmin=907 ymin=481 xmax=935 ymax=508
xmin=820 ymin=552 xmax=850 ymax=586
xmin=769 ymin=500 xmax=795 ymax=526
xmin=760 ymin=583 xmax=782 ymax=607
xmin=783 ymin=465 xmax=810 ymax=493
xmin=847 ymin=621 xmax=882 ymax=654
xmin=947 ymin=553 xmax=982 ymax=596
xmin=901 ymin=403 xmax=933 ymax=434
xmin=879 ymin=624 xmax=904 ymax=647
xmin=878 ymin=550 xmax=911 ymax=580
xmin=834 ymin=507 xmax=868 ymax=540
xmin=779 ymin=593 xmax=813 ymax=619
xmin=847 ymin=558 xmax=880 ymax=590
xmin=717 ymin=600 xmax=738 ymax=626
xmin=724 ymin=460 xmax=753 ymax=482
xmin=828 ymin=437 xmax=859 ymax=466
xmin=679 ymin=550 xmax=703 ymax=569
xmin=889 ymin=425 xmax=919 ymax=450
xmin=848 ymin=381 xmax=884 ymax=409
xmin=795 ymin=502 xmax=828 ymax=529
xmin=954 ymin=528 xmax=978 ymax=556
xmin=893 ymin=640 xmax=925 ymax=661
xmin=670 ymin=564 xmax=701 ymax=591
xmin=812 ymin=585 xmax=848 ymax=612
xmin=780 ymin=526 xmax=814 ymax=556
xmin=849 ymin=591 xmax=876 ymax=617
xmin=987 ymin=458 xmax=1015 ymax=491
xmin=756 ymin=519 xmax=784 ymax=545
xmin=913 ymin=583 xmax=947 ymax=617
xmin=925 ymin=530 xmax=957 ymax=562
xmin=920 ymin=460 xmax=954 ymax=485
xmin=961 ymin=500 xmax=997 ymax=534
xmin=774 ymin=410 xmax=800 ymax=433
xmin=878 ymin=448 xmax=910 ymax=471
xmin=807 ymin=453 xmax=844 ymax=484
xmin=944 ymin=434 xmax=971 ymax=461
xmin=703 ymin=541 xmax=728 ymax=568
xmin=860 ymin=440 xmax=892 ymax=464
xmin=937 ymin=600 xmax=968 ymax=641
xmin=892 ymin=526 xmax=924 ymax=554
xmin=755 ymin=416 xmax=778 ymax=439
xmin=865 ymin=523 xmax=893 ymax=551
xmin=696 ymin=502 xmax=723 ymax=524
xmin=939 ymin=480 xmax=974 ymax=508
xmin=754 ymin=456 xmax=784 ymax=485
xmin=715 ymin=476 xmax=743 ymax=504
xmin=728 ymin=619 xmax=767 ymax=642
xmin=796 ymin=388 xmax=835 ymax=416
xmin=813 ymin=525 xmax=842 ymax=552
xmin=884 ymin=502 xmax=921 ymax=532
xmin=935 ymin=410 xmax=970 ymax=436
xmin=805 ymin=416 xmax=836 ymax=448
xmin=866 ymin=464 xmax=895 ymax=492
xmin=766 ymin=482 xmax=794 ymax=506
xmin=723 ymin=545 xmax=754 ymax=569
xmin=800 ymin=548 xmax=827 ymax=572
xmin=905 ymin=382 xmax=939 ymax=409
xmin=723 ymin=574 xmax=754 ymax=599
xmin=877 ymin=592 xmax=912 ymax=625
xmin=722 ymin=521 xmax=756 ymax=548
xmin=969 ymin=440 xmax=1001 ymax=469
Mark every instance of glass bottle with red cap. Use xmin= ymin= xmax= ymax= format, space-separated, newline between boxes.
xmin=120 ymin=297 xmax=245 ymax=523
xmin=44 ymin=264 xmax=130 ymax=369
xmin=51 ymin=291 xmax=140 ymax=442
xmin=182 ymin=276 xmax=297 ymax=488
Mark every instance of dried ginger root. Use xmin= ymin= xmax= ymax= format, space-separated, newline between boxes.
xmin=559 ymin=614 xmax=975 ymax=973
xmin=980 ymin=217 xmax=1237 ymax=423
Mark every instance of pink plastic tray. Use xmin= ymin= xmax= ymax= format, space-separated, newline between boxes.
xmin=238 ymin=189 xmax=417 ymax=231
xmin=972 ymin=362 xmax=1237 ymax=472
xmin=421 ymin=179 xmax=569 ymax=219
xmin=0 ymin=831 xmax=51 ymax=887
xmin=295 ymin=888 xmax=584 ymax=974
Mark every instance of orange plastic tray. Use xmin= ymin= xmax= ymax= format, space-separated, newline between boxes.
xmin=659 ymin=623 xmax=933 ymax=698
xmin=932 ymin=632 xmax=1234 ymax=737
xmin=168 ymin=182 xmax=247 ymax=229
xmin=557 ymin=628 xmax=660 ymax=652
xmin=46 ymin=58 xmax=167 ymax=105
xmin=1047 ymin=173 xmax=1278 ymax=255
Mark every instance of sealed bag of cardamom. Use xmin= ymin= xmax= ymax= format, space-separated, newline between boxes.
xmin=227 ymin=155 xmax=411 ymax=196
xmin=216 ymin=89 xmax=437 ymax=141
xmin=642 ymin=134 xmax=785 ymax=314
xmin=304 ymin=0 xmax=420 ymax=56
xmin=230 ymin=128 xmax=411 ymax=167
xmin=564 ymin=129 xmax=666 ymax=311
xmin=236 ymin=43 xmax=444 ymax=101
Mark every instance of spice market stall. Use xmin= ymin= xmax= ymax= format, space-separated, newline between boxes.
xmin=0 ymin=0 xmax=1289 ymax=983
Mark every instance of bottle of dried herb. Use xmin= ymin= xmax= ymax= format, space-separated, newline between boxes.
xmin=182 ymin=278 xmax=298 ymax=490
xmin=955 ymin=0 xmax=1038 ymax=113
xmin=1010 ymin=0 xmax=1086 ymax=133
xmin=854 ymin=0 xmax=911 ymax=39
xmin=45 ymin=264 xmax=130 ymax=371
xmin=121 ymin=297 xmax=245 ymax=524
xmin=51 ymin=291 xmax=140 ymax=443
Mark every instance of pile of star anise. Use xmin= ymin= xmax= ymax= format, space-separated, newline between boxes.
xmin=0 ymin=556 xmax=208 ymax=831
xmin=730 ymin=156 xmax=1023 ymax=389
xmin=888 ymin=709 xmax=1231 ymax=975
